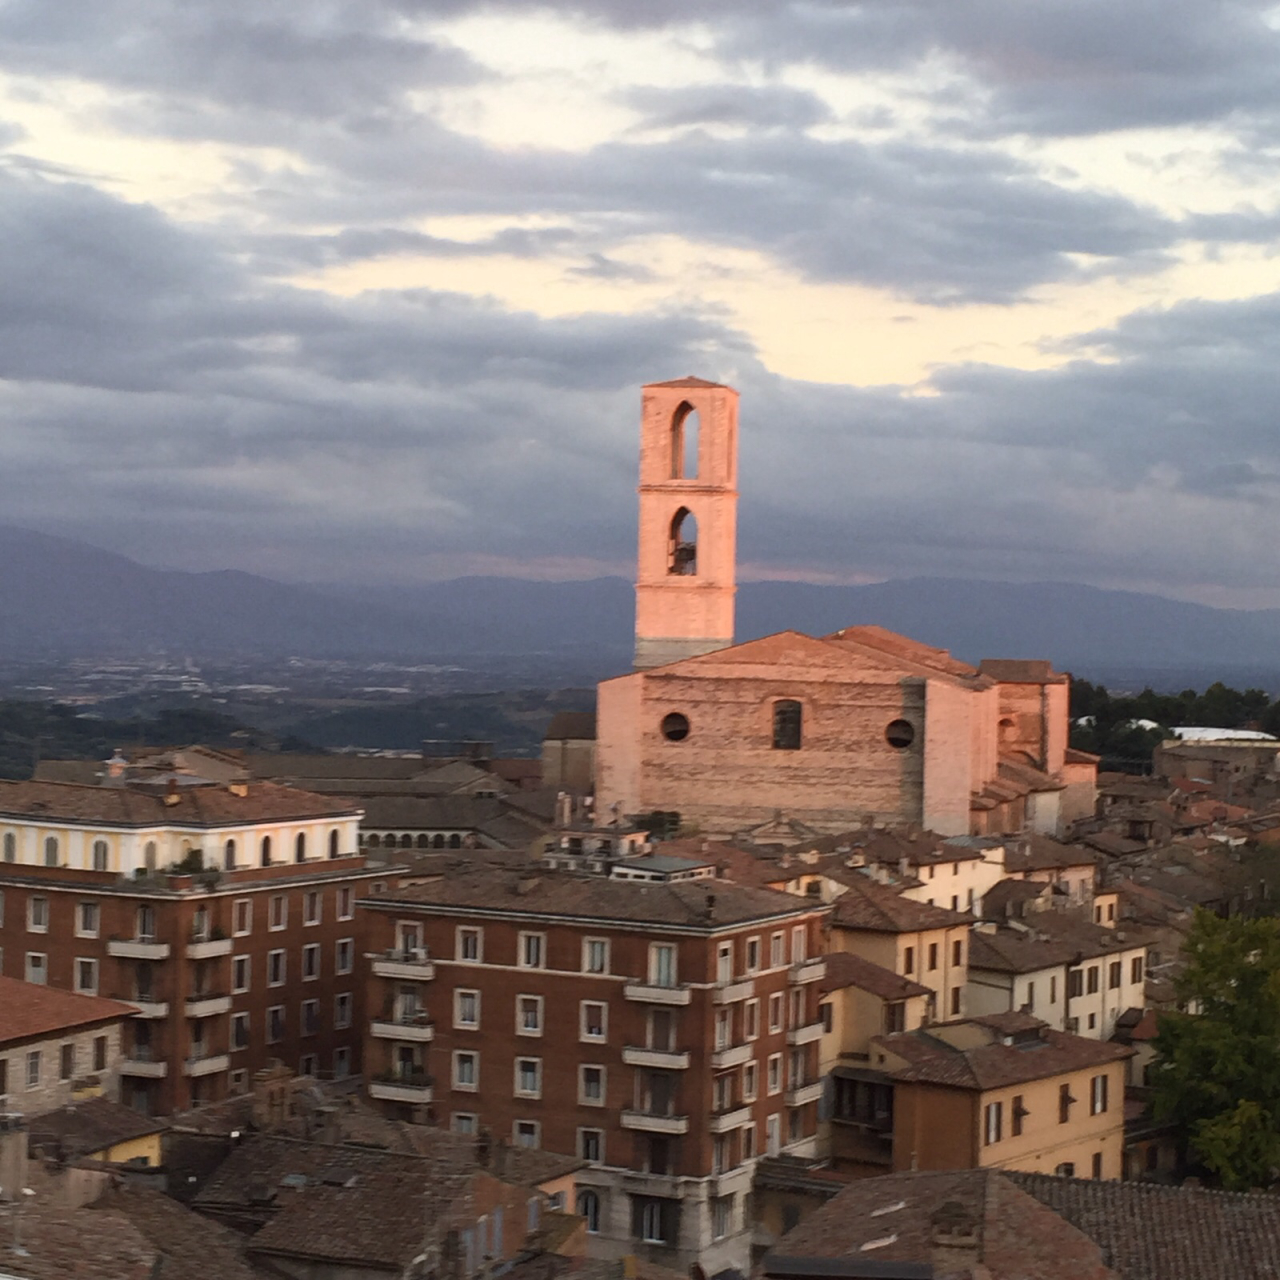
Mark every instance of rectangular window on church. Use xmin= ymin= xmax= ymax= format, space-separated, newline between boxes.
xmin=772 ymin=700 xmax=802 ymax=750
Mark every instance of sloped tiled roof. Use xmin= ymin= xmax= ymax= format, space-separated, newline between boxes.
xmin=29 ymin=1096 xmax=167 ymax=1158
xmin=1007 ymin=1171 xmax=1280 ymax=1280
xmin=0 ymin=779 xmax=359 ymax=827
xmin=543 ymin=711 xmax=597 ymax=741
xmin=832 ymin=874 xmax=971 ymax=934
xmin=967 ymin=915 xmax=1151 ymax=975
xmin=821 ymin=950 xmax=931 ymax=1001
xmin=0 ymin=974 xmax=137 ymax=1046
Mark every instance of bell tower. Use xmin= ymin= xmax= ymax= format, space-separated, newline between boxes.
xmin=633 ymin=377 xmax=738 ymax=670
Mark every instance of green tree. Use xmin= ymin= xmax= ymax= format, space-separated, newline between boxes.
xmin=1151 ymin=910 xmax=1280 ymax=1190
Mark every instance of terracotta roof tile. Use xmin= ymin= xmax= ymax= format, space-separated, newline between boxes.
xmin=832 ymin=875 xmax=972 ymax=934
xmin=978 ymin=659 xmax=1067 ymax=684
xmin=28 ymin=1096 xmax=167 ymax=1158
xmin=0 ymin=779 xmax=359 ymax=827
xmin=821 ymin=950 xmax=931 ymax=1001
xmin=0 ymin=974 xmax=137 ymax=1045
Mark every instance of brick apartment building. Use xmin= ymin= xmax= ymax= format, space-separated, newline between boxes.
xmin=359 ymin=861 xmax=829 ymax=1275
xmin=0 ymin=778 xmax=402 ymax=1114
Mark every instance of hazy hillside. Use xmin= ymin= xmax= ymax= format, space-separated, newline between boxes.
xmin=6 ymin=525 xmax=1280 ymax=683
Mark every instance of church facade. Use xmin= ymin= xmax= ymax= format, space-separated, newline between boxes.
xmin=595 ymin=378 xmax=1096 ymax=838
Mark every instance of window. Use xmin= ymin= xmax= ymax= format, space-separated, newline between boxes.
xmin=333 ymin=1047 xmax=350 ymax=1079
xmin=233 ymin=900 xmax=251 ymax=936
xmin=519 ymin=932 xmax=546 ymax=969
xmin=791 ymin=926 xmax=807 ymax=964
xmin=518 ymin=995 xmax=544 ymax=1035
xmin=1055 ymin=1162 xmax=1075 ymax=1177
xmin=336 ymin=886 xmax=354 ymax=920
xmin=639 ymin=1201 xmax=669 ymax=1244
xmin=577 ymin=1190 xmax=601 ymax=1234
xmin=456 ymin=990 xmax=480 ymax=1028
xmin=767 ymin=1053 xmax=782 ymax=1095
xmin=649 ymin=944 xmax=677 ymax=988
xmin=1092 ymin=1151 xmax=1104 ymax=1180
xmin=448 ymin=1049 xmax=478 ymax=1090
xmin=1086 ymin=965 xmax=1100 ymax=995
xmin=884 ymin=1001 xmax=906 ymax=1034
xmin=903 ymin=946 xmax=915 ymax=975
xmin=714 ymin=1072 xmax=734 ymax=1113
xmin=1026 ymin=981 xmax=1036 ymax=1012
xmin=300 ymin=1053 xmax=318 ymax=1077
xmin=580 ymin=1065 xmax=605 ymax=1105
xmin=515 ymin=1057 xmax=542 ymax=1098
xmin=711 ymin=1192 xmax=733 ymax=1240
xmin=26 ymin=1051 xmax=40 ymax=1089
xmin=43 ymin=836 xmax=58 ymax=867
xmin=768 ymin=992 xmax=783 ymax=1033
xmin=76 ymin=901 xmax=99 ymax=938
xmin=514 ymin=1120 xmax=540 ymax=1149
xmin=269 ymin=896 xmax=287 ymax=931
xmin=335 ymin=938 xmax=353 ymax=974
xmin=581 ymin=1001 xmax=606 ymax=1041
xmin=1108 ymin=960 xmax=1121 ymax=990
xmin=28 ymin=897 xmax=48 ymax=933
xmin=743 ymin=1061 xmax=758 ymax=1102
xmin=951 ymin=895 xmax=959 ymax=911
xmin=457 ymin=927 xmax=482 ymax=962
xmin=766 ymin=1113 xmax=781 ymax=1156
xmin=329 ymin=828 xmax=341 ymax=859
xmin=984 ymin=1101 xmax=1003 ymax=1145
xmin=267 ymin=949 xmax=286 ymax=986
xmin=453 ymin=1113 xmax=478 ymax=1135
xmin=75 ymin=958 xmax=98 ymax=995
xmin=91 ymin=839 xmax=109 ymax=871
xmin=93 ymin=1036 xmax=106 ymax=1072
xmin=223 ymin=839 xmax=236 ymax=871
xmin=304 ymin=891 xmax=321 ymax=925
xmin=334 ymin=992 xmax=352 ymax=1029
xmin=770 ymin=932 xmax=785 ymax=968
xmin=580 ymin=1128 xmax=604 ymax=1162
xmin=820 ymin=1000 xmax=833 ymax=1033
xmin=301 ymin=943 xmax=320 ymax=980
xmin=1012 ymin=1095 xmax=1027 ymax=1137
xmin=294 ymin=832 xmax=307 ymax=863
xmin=744 ymin=998 xmax=760 ymax=1040
xmin=952 ymin=939 xmax=963 ymax=966
xmin=1050 ymin=975 xmax=1058 ymax=1004
xmin=301 ymin=999 xmax=320 ymax=1036
xmin=583 ymin=938 xmax=609 ymax=973
xmin=746 ymin=937 xmax=761 ymax=973
xmin=1090 ymin=1073 xmax=1109 ymax=1116
xmin=1131 ymin=955 xmax=1145 ymax=984
xmin=716 ymin=942 xmax=733 ymax=984
xmin=1059 ymin=1083 xmax=1075 ymax=1124
xmin=25 ymin=953 xmax=46 ymax=984
xmin=885 ymin=719 xmax=915 ymax=749
xmin=661 ymin=712 xmax=690 ymax=741
xmin=267 ymin=1006 xmax=285 ymax=1043
xmin=1067 ymin=969 xmax=1083 ymax=999
xmin=928 ymin=943 xmax=939 ymax=971
xmin=232 ymin=1012 xmax=250 ymax=1050
xmin=772 ymin=700 xmax=802 ymax=750
xmin=715 ymin=1008 xmax=731 ymax=1050
xmin=2 ymin=832 xmax=13 ymax=862
xmin=950 ymin=986 xmax=961 ymax=1016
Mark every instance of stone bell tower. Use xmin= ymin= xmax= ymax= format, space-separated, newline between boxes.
xmin=633 ymin=377 xmax=738 ymax=670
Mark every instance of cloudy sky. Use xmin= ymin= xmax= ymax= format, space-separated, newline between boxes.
xmin=4 ymin=1 xmax=1280 ymax=602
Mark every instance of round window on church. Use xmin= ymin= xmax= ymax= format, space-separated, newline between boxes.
xmin=885 ymin=719 xmax=915 ymax=750
xmin=661 ymin=713 xmax=691 ymax=742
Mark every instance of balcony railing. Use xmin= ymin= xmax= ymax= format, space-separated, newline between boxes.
xmin=622 ymin=1046 xmax=691 ymax=1070
xmin=184 ymin=1051 xmax=231 ymax=1078
xmin=108 ymin=936 xmax=171 ymax=960
xmin=620 ymin=1110 xmax=690 ymax=1135
xmin=786 ymin=1021 xmax=825 ymax=1046
xmin=623 ymin=982 xmax=691 ymax=1005
xmin=185 ymin=993 xmax=232 ymax=1018
xmin=369 ymin=1069 xmax=434 ymax=1103
xmin=790 ymin=958 xmax=826 ymax=985
xmin=711 ymin=978 xmax=755 ymax=1004
xmin=371 ymin=1012 xmax=435 ymax=1043
xmin=370 ymin=948 xmax=436 ymax=981
xmin=709 ymin=1042 xmax=753 ymax=1070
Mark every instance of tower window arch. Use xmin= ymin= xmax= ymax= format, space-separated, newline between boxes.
xmin=670 ymin=401 xmax=699 ymax=479
xmin=44 ymin=836 xmax=59 ymax=867
xmin=224 ymin=839 xmax=237 ymax=871
xmin=260 ymin=835 xmax=272 ymax=867
xmin=2 ymin=832 xmax=14 ymax=862
xmin=773 ymin=700 xmax=803 ymax=750
xmin=92 ymin=839 xmax=109 ymax=871
xmin=329 ymin=828 xmax=340 ymax=859
xmin=668 ymin=508 xmax=697 ymax=576
xmin=295 ymin=832 xmax=307 ymax=862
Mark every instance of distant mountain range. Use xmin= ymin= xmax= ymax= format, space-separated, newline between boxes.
xmin=4 ymin=524 xmax=1280 ymax=687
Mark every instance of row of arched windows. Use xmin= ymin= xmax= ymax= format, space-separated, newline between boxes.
xmin=363 ymin=832 xmax=464 ymax=850
xmin=2 ymin=832 xmax=110 ymax=869
xmin=243 ymin=828 xmax=344 ymax=870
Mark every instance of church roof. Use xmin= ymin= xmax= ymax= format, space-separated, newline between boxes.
xmin=644 ymin=375 xmax=731 ymax=389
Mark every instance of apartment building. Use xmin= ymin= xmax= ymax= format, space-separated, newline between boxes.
xmin=0 ymin=778 xmax=399 ymax=1114
xmin=359 ymin=863 xmax=829 ymax=1275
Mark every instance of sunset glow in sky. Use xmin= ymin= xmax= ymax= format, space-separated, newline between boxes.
xmin=4 ymin=2 xmax=1280 ymax=602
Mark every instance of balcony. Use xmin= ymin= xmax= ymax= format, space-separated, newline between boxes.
xmin=786 ymin=1080 xmax=823 ymax=1107
xmin=710 ymin=1042 xmax=753 ymax=1070
xmin=622 ymin=1046 xmax=691 ymax=1070
xmin=108 ymin=937 xmax=171 ymax=961
xmin=184 ymin=1052 xmax=230 ymax=1078
xmin=370 ymin=948 xmax=436 ymax=981
xmin=787 ymin=1021 xmax=825 ymax=1046
xmin=623 ymin=982 xmax=691 ymax=1006
xmin=185 ymin=993 xmax=232 ymax=1018
xmin=621 ymin=1110 xmax=689 ymax=1135
xmin=129 ymin=1000 xmax=170 ymax=1019
xmin=120 ymin=1051 xmax=168 ymax=1078
xmin=712 ymin=979 xmax=755 ymax=1005
xmin=186 ymin=937 xmax=232 ymax=960
xmin=709 ymin=1105 xmax=753 ymax=1134
xmin=371 ymin=1014 xmax=435 ymax=1043
xmin=790 ymin=959 xmax=825 ymax=985
xmin=369 ymin=1071 xmax=434 ymax=1104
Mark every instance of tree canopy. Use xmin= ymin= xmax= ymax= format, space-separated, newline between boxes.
xmin=1151 ymin=910 xmax=1280 ymax=1190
